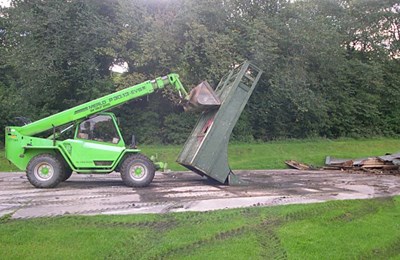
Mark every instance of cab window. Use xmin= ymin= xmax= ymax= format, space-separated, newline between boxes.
xmin=77 ymin=115 xmax=120 ymax=144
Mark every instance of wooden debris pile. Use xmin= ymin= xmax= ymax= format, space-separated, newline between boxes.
xmin=324 ymin=153 xmax=400 ymax=171
xmin=285 ymin=160 xmax=316 ymax=170
xmin=285 ymin=153 xmax=400 ymax=172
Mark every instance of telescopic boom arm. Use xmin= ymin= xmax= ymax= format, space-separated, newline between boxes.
xmin=18 ymin=74 xmax=188 ymax=136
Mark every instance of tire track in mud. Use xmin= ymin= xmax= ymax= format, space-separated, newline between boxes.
xmin=330 ymin=197 xmax=396 ymax=223
xmin=1 ymin=194 xmax=115 ymax=206
xmin=252 ymin=198 xmax=395 ymax=260
xmin=85 ymin=219 xmax=177 ymax=231
xmin=10 ymin=204 xmax=139 ymax=219
xmin=150 ymin=226 xmax=251 ymax=259
xmin=3 ymin=197 xmax=398 ymax=259
xmin=147 ymin=208 xmax=283 ymax=259
xmin=2 ymin=192 xmax=146 ymax=219
xmin=150 ymin=218 xmax=288 ymax=259
xmin=102 ymin=217 xmax=179 ymax=259
xmin=255 ymin=217 xmax=288 ymax=260
xmin=28 ymin=215 xmax=177 ymax=232
xmin=283 ymin=196 xmax=396 ymax=223
xmin=140 ymin=208 xmax=260 ymax=259
xmin=157 ymin=197 xmax=396 ymax=260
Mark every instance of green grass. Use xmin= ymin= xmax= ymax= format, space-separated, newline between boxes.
xmin=142 ymin=137 xmax=400 ymax=171
xmin=2 ymin=137 xmax=400 ymax=171
xmin=0 ymin=150 xmax=18 ymax=172
xmin=0 ymin=196 xmax=399 ymax=259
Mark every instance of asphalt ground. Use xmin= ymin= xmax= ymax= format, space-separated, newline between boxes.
xmin=0 ymin=170 xmax=399 ymax=219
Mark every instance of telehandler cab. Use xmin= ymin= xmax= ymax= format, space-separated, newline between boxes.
xmin=5 ymin=74 xmax=220 ymax=188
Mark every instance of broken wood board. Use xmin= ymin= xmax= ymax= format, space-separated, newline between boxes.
xmin=325 ymin=153 xmax=400 ymax=171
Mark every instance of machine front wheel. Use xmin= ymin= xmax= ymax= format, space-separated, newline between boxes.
xmin=120 ymin=154 xmax=155 ymax=187
xmin=62 ymin=168 xmax=73 ymax=182
xmin=26 ymin=154 xmax=64 ymax=188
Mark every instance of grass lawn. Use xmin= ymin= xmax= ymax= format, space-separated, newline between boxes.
xmin=0 ymin=196 xmax=399 ymax=259
xmin=142 ymin=137 xmax=400 ymax=171
xmin=0 ymin=151 xmax=17 ymax=172
xmin=1 ymin=137 xmax=400 ymax=172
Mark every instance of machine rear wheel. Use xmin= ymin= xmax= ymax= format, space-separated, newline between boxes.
xmin=120 ymin=154 xmax=155 ymax=187
xmin=26 ymin=154 xmax=64 ymax=188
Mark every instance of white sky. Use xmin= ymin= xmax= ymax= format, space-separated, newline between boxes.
xmin=0 ymin=0 xmax=10 ymax=8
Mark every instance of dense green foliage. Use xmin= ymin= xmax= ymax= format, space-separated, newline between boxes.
xmin=0 ymin=0 xmax=399 ymax=144
xmin=0 ymin=196 xmax=399 ymax=258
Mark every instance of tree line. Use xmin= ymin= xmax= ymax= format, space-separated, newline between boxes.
xmin=0 ymin=0 xmax=399 ymax=145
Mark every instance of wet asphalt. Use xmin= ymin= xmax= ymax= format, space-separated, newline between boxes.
xmin=0 ymin=170 xmax=399 ymax=219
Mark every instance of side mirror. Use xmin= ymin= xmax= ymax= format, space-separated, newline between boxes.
xmin=130 ymin=134 xmax=136 ymax=148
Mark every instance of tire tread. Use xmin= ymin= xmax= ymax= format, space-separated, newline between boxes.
xmin=120 ymin=154 xmax=155 ymax=187
xmin=26 ymin=154 xmax=64 ymax=188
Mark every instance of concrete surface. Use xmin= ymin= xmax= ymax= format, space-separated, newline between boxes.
xmin=0 ymin=170 xmax=399 ymax=219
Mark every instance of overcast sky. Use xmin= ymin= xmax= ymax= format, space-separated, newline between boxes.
xmin=0 ymin=0 xmax=10 ymax=8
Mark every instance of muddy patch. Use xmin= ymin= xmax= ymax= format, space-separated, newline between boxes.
xmin=0 ymin=170 xmax=399 ymax=218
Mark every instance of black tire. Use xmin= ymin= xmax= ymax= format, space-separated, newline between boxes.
xmin=26 ymin=154 xmax=64 ymax=188
xmin=55 ymin=154 xmax=73 ymax=182
xmin=120 ymin=154 xmax=155 ymax=187
xmin=62 ymin=167 xmax=73 ymax=182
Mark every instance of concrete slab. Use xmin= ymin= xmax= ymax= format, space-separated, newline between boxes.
xmin=0 ymin=170 xmax=399 ymax=219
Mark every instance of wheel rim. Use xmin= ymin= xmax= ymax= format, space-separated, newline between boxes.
xmin=34 ymin=162 xmax=54 ymax=181
xmin=129 ymin=163 xmax=148 ymax=181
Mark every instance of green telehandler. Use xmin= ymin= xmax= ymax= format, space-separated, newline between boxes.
xmin=4 ymin=74 xmax=220 ymax=188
